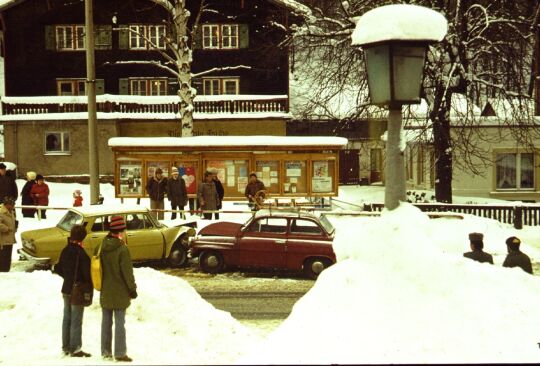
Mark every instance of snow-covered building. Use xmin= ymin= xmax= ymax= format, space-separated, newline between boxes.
xmin=0 ymin=0 xmax=296 ymax=177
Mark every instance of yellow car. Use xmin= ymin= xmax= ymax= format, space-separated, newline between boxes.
xmin=18 ymin=205 xmax=196 ymax=269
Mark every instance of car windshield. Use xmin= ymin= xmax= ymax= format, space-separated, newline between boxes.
xmin=319 ymin=214 xmax=335 ymax=234
xmin=57 ymin=210 xmax=84 ymax=231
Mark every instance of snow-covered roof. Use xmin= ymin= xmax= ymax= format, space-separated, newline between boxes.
xmin=352 ymin=4 xmax=448 ymax=46
xmin=108 ymin=135 xmax=348 ymax=148
xmin=480 ymin=98 xmax=535 ymax=119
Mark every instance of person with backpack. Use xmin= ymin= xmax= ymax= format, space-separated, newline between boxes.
xmin=54 ymin=224 xmax=92 ymax=357
xmin=97 ymin=215 xmax=137 ymax=362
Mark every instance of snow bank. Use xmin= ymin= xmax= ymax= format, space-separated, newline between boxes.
xmin=239 ymin=204 xmax=540 ymax=364
xmin=0 ymin=268 xmax=260 ymax=365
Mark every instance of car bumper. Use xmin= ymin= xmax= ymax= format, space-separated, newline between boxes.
xmin=17 ymin=248 xmax=51 ymax=265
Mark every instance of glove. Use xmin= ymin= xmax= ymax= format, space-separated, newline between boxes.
xmin=129 ymin=290 xmax=138 ymax=299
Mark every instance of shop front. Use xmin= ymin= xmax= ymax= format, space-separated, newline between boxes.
xmin=108 ymin=136 xmax=348 ymax=201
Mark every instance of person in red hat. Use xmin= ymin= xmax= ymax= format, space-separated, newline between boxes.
xmin=96 ymin=215 xmax=137 ymax=362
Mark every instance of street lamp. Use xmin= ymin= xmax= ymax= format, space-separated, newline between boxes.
xmin=351 ymin=4 xmax=447 ymax=210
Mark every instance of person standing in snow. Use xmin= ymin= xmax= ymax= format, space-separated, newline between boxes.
xmin=73 ymin=190 xmax=83 ymax=207
xmin=209 ymin=168 xmax=224 ymax=220
xmin=146 ymin=168 xmax=167 ymax=220
xmin=463 ymin=232 xmax=493 ymax=264
xmin=21 ymin=171 xmax=37 ymax=217
xmin=0 ymin=196 xmax=17 ymax=272
xmin=244 ymin=172 xmax=265 ymax=211
xmin=166 ymin=167 xmax=187 ymax=220
xmin=0 ymin=163 xmax=18 ymax=204
xmin=30 ymin=174 xmax=50 ymax=219
xmin=502 ymin=236 xmax=533 ymax=274
xmin=97 ymin=215 xmax=137 ymax=362
xmin=197 ymin=171 xmax=220 ymax=220
xmin=54 ymin=224 xmax=92 ymax=357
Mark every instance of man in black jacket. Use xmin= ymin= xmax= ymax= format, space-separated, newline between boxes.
xmin=166 ymin=167 xmax=187 ymax=220
xmin=463 ymin=232 xmax=493 ymax=264
xmin=146 ymin=168 xmax=167 ymax=220
xmin=54 ymin=224 xmax=92 ymax=357
xmin=209 ymin=168 xmax=224 ymax=219
xmin=503 ymin=236 xmax=533 ymax=274
xmin=0 ymin=163 xmax=18 ymax=204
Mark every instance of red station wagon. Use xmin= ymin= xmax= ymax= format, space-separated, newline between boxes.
xmin=188 ymin=210 xmax=336 ymax=279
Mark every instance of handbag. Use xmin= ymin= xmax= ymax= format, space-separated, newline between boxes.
xmin=71 ymin=251 xmax=93 ymax=307
xmin=91 ymin=243 xmax=103 ymax=291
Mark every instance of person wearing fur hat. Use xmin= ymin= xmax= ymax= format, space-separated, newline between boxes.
xmin=30 ymin=174 xmax=50 ymax=219
xmin=145 ymin=168 xmax=167 ymax=220
xmin=0 ymin=163 xmax=18 ymax=204
xmin=96 ymin=215 xmax=137 ymax=362
xmin=54 ymin=224 xmax=92 ymax=357
xmin=0 ymin=196 xmax=17 ymax=272
xmin=166 ymin=167 xmax=187 ymax=220
xmin=502 ymin=236 xmax=533 ymax=274
xmin=21 ymin=171 xmax=37 ymax=217
xmin=463 ymin=232 xmax=493 ymax=264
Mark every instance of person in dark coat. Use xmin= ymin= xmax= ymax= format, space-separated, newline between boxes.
xmin=54 ymin=224 xmax=92 ymax=357
xmin=463 ymin=232 xmax=493 ymax=264
xmin=30 ymin=174 xmax=49 ymax=219
xmin=21 ymin=171 xmax=37 ymax=217
xmin=197 ymin=171 xmax=220 ymax=220
xmin=0 ymin=163 xmax=18 ymax=204
xmin=96 ymin=215 xmax=137 ymax=362
xmin=146 ymin=168 xmax=167 ymax=220
xmin=166 ymin=167 xmax=187 ymax=220
xmin=244 ymin=172 xmax=266 ymax=211
xmin=0 ymin=197 xmax=17 ymax=272
xmin=209 ymin=168 xmax=224 ymax=219
xmin=502 ymin=236 xmax=533 ymax=274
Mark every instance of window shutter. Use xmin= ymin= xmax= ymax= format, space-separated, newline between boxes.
xmin=45 ymin=25 xmax=56 ymax=50
xmin=96 ymin=79 xmax=105 ymax=95
xmin=239 ymin=24 xmax=249 ymax=49
xmin=168 ymin=78 xmax=178 ymax=95
xmin=118 ymin=24 xmax=129 ymax=50
xmin=191 ymin=25 xmax=203 ymax=49
xmin=94 ymin=25 xmax=112 ymax=50
xmin=119 ymin=78 xmax=129 ymax=94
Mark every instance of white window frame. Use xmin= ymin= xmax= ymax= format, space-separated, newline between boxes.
xmin=202 ymin=24 xmax=239 ymax=49
xmin=202 ymin=77 xmax=239 ymax=95
xmin=56 ymin=25 xmax=85 ymax=51
xmin=495 ymin=152 xmax=535 ymax=191
xmin=57 ymin=79 xmax=86 ymax=96
xmin=44 ymin=131 xmax=70 ymax=155
xmin=129 ymin=78 xmax=168 ymax=96
xmin=129 ymin=24 xmax=166 ymax=50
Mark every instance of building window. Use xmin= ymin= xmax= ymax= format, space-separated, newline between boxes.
xmin=45 ymin=132 xmax=70 ymax=154
xmin=202 ymin=24 xmax=239 ymax=49
xmin=495 ymin=153 xmax=534 ymax=190
xmin=129 ymin=79 xmax=167 ymax=95
xmin=202 ymin=78 xmax=239 ymax=95
xmin=56 ymin=25 xmax=85 ymax=50
xmin=57 ymin=79 xmax=86 ymax=96
xmin=129 ymin=24 xmax=166 ymax=50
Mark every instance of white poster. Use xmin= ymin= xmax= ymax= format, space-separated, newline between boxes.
xmin=312 ymin=177 xmax=333 ymax=193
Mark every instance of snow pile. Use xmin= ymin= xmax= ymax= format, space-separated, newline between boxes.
xmin=239 ymin=204 xmax=540 ymax=364
xmin=0 ymin=268 xmax=260 ymax=365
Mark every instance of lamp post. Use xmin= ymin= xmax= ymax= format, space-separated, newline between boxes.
xmin=352 ymin=4 xmax=447 ymax=210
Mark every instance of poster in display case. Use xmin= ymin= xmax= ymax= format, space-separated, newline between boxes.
xmin=119 ymin=161 xmax=143 ymax=195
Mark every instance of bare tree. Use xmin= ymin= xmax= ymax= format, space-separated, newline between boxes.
xmin=284 ymin=0 xmax=538 ymax=202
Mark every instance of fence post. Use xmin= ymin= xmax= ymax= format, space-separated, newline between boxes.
xmin=514 ymin=206 xmax=523 ymax=230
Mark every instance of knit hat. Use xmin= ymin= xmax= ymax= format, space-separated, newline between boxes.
xmin=468 ymin=232 xmax=483 ymax=242
xmin=109 ymin=215 xmax=126 ymax=232
xmin=171 ymin=167 xmax=179 ymax=174
xmin=27 ymin=171 xmax=37 ymax=180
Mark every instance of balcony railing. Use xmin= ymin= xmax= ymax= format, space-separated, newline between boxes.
xmin=0 ymin=94 xmax=289 ymax=116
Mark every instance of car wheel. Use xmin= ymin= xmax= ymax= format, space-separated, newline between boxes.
xmin=199 ymin=251 xmax=224 ymax=274
xmin=304 ymin=257 xmax=332 ymax=280
xmin=167 ymin=239 xmax=188 ymax=268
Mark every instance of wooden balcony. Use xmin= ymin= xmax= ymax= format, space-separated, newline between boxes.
xmin=0 ymin=94 xmax=289 ymax=116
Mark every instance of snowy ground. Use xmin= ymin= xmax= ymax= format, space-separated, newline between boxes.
xmin=1 ymin=181 xmax=540 ymax=364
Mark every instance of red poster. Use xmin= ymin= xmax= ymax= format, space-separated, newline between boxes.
xmin=179 ymin=166 xmax=197 ymax=194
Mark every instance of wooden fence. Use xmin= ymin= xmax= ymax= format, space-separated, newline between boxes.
xmin=365 ymin=203 xmax=540 ymax=229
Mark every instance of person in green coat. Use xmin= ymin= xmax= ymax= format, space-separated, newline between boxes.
xmin=96 ymin=215 xmax=137 ymax=362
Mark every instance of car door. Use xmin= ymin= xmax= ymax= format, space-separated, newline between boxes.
xmin=287 ymin=218 xmax=328 ymax=268
xmin=86 ymin=215 xmax=110 ymax=256
xmin=236 ymin=217 xmax=288 ymax=268
xmin=124 ymin=213 xmax=164 ymax=260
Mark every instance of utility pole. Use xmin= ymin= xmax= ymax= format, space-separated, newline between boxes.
xmin=85 ymin=0 xmax=100 ymax=204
